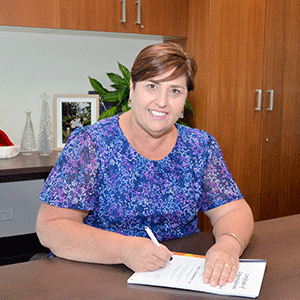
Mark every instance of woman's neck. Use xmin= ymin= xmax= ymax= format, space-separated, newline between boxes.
xmin=119 ymin=112 xmax=177 ymax=161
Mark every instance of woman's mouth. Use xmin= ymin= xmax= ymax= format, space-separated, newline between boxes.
xmin=149 ymin=109 xmax=167 ymax=117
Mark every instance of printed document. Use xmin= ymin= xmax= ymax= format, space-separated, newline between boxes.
xmin=127 ymin=254 xmax=266 ymax=298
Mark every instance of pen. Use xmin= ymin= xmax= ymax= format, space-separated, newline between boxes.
xmin=145 ymin=226 xmax=173 ymax=262
xmin=145 ymin=226 xmax=160 ymax=247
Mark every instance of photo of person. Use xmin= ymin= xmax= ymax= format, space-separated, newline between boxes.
xmin=61 ymin=102 xmax=91 ymax=143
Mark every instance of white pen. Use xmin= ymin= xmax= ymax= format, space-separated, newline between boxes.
xmin=145 ymin=226 xmax=173 ymax=262
xmin=145 ymin=226 xmax=160 ymax=247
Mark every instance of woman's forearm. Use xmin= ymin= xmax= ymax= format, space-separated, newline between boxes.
xmin=212 ymin=202 xmax=254 ymax=255
xmin=37 ymin=218 xmax=125 ymax=264
xmin=36 ymin=203 xmax=173 ymax=272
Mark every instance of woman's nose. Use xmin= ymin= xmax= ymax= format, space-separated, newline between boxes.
xmin=155 ymin=91 xmax=168 ymax=107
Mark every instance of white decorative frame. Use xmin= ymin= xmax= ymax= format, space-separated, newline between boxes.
xmin=53 ymin=94 xmax=99 ymax=150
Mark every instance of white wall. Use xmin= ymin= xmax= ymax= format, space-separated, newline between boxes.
xmin=0 ymin=27 xmax=162 ymax=237
xmin=0 ymin=27 xmax=162 ymax=145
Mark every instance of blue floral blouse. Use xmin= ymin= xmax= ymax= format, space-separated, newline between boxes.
xmin=39 ymin=115 xmax=243 ymax=241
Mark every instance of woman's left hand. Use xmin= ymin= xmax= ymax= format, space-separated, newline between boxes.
xmin=202 ymin=241 xmax=240 ymax=287
xmin=203 ymin=199 xmax=254 ymax=287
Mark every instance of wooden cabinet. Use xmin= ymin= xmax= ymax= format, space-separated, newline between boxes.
xmin=0 ymin=0 xmax=60 ymax=28
xmin=187 ymin=0 xmax=300 ymax=230
xmin=60 ymin=0 xmax=126 ymax=33
xmin=60 ymin=0 xmax=188 ymax=37
xmin=0 ymin=0 xmax=188 ymax=37
xmin=259 ymin=0 xmax=300 ymax=220
xmin=130 ymin=0 xmax=188 ymax=37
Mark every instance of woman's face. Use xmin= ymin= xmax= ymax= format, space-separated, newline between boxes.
xmin=129 ymin=70 xmax=188 ymax=137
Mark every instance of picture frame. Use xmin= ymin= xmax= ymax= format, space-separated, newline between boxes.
xmin=53 ymin=94 xmax=99 ymax=150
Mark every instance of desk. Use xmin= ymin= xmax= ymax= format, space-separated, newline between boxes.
xmin=0 ymin=151 xmax=61 ymax=182
xmin=1 ymin=214 xmax=299 ymax=300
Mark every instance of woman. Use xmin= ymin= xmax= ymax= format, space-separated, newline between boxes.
xmin=36 ymin=42 xmax=254 ymax=287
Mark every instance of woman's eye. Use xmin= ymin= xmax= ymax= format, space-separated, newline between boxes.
xmin=146 ymin=83 xmax=156 ymax=89
xmin=171 ymin=88 xmax=181 ymax=95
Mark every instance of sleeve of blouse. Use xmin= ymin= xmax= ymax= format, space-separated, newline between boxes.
xmin=39 ymin=127 xmax=100 ymax=211
xmin=199 ymin=135 xmax=243 ymax=212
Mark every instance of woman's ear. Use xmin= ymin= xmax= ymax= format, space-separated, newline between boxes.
xmin=130 ymin=78 xmax=134 ymax=91
xmin=129 ymin=78 xmax=134 ymax=99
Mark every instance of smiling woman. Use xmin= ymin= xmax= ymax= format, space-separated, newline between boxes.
xmin=36 ymin=42 xmax=254 ymax=288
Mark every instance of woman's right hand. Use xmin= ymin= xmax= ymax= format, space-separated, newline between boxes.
xmin=118 ymin=236 xmax=173 ymax=272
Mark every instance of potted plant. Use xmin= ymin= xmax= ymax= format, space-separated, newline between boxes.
xmin=89 ymin=62 xmax=194 ymax=126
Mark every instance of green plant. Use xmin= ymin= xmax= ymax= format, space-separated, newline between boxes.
xmin=89 ymin=62 xmax=194 ymax=126
xmin=89 ymin=62 xmax=130 ymax=120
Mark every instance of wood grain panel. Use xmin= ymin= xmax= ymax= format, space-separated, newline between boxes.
xmin=207 ymin=0 xmax=266 ymax=222
xmin=134 ymin=0 xmax=188 ymax=37
xmin=0 ymin=0 xmax=60 ymax=28
xmin=259 ymin=0 xmax=288 ymax=220
xmin=59 ymin=0 xmax=125 ymax=32
xmin=186 ymin=0 xmax=212 ymax=231
xmin=186 ymin=0 xmax=210 ymax=131
xmin=273 ymin=0 xmax=300 ymax=218
xmin=278 ymin=0 xmax=300 ymax=217
xmin=187 ymin=0 xmax=266 ymax=225
xmin=59 ymin=0 xmax=188 ymax=36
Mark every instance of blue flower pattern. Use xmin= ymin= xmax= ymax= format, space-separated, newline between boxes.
xmin=39 ymin=115 xmax=243 ymax=241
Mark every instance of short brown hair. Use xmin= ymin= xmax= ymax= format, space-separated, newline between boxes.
xmin=131 ymin=42 xmax=197 ymax=92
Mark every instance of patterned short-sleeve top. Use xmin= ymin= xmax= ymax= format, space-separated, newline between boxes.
xmin=39 ymin=115 xmax=243 ymax=241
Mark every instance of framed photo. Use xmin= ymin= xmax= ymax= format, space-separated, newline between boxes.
xmin=54 ymin=94 xmax=99 ymax=150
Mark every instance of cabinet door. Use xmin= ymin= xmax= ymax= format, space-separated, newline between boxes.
xmin=187 ymin=0 xmax=266 ymax=221
xmin=130 ymin=0 xmax=188 ymax=37
xmin=259 ymin=0 xmax=300 ymax=220
xmin=60 ymin=0 xmax=127 ymax=32
xmin=0 ymin=0 xmax=60 ymax=28
xmin=207 ymin=0 xmax=266 ymax=222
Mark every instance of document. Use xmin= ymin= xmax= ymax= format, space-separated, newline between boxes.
xmin=127 ymin=253 xmax=266 ymax=298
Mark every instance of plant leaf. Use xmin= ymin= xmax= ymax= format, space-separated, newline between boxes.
xmin=101 ymin=91 xmax=119 ymax=103
xmin=88 ymin=76 xmax=109 ymax=96
xmin=111 ymin=83 xmax=123 ymax=90
xmin=117 ymin=88 xmax=129 ymax=104
xmin=107 ymin=72 xmax=126 ymax=86
xmin=118 ymin=62 xmax=131 ymax=86
xmin=121 ymin=101 xmax=131 ymax=112
xmin=185 ymin=99 xmax=195 ymax=114
xmin=98 ymin=106 xmax=119 ymax=120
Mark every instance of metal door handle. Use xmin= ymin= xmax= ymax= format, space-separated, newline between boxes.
xmin=136 ymin=1 xmax=141 ymax=24
xmin=255 ymin=89 xmax=262 ymax=111
xmin=267 ymin=89 xmax=274 ymax=111
xmin=121 ymin=0 xmax=126 ymax=23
